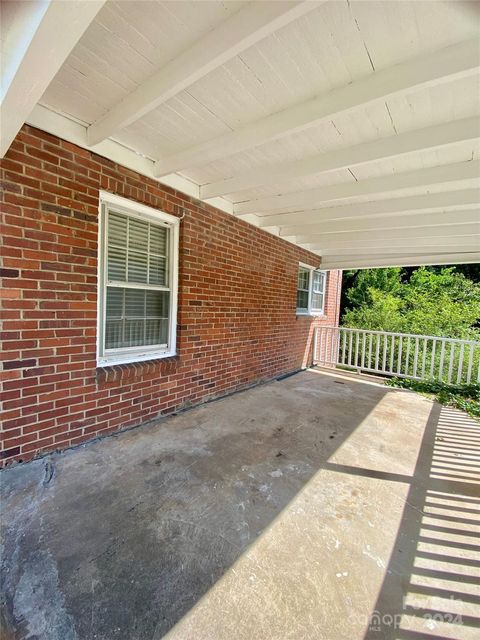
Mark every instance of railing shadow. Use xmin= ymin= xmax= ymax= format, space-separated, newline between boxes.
xmin=363 ymin=404 xmax=480 ymax=639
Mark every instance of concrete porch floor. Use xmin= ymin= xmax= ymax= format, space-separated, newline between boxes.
xmin=1 ymin=369 xmax=479 ymax=640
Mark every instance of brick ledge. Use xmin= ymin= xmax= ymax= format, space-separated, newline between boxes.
xmin=96 ymin=356 xmax=179 ymax=383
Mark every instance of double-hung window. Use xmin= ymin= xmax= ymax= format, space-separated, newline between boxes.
xmin=97 ymin=192 xmax=179 ymax=366
xmin=296 ymin=265 xmax=326 ymax=315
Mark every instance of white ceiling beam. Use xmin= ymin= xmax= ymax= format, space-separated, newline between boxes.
xmin=0 ymin=0 xmax=106 ymax=157
xmin=295 ymin=222 xmax=480 ymax=246
xmin=257 ymin=189 xmax=480 ymax=228
xmin=319 ymin=247 xmax=480 ymax=262
xmin=154 ymin=38 xmax=480 ymax=177
xmin=320 ymin=252 xmax=480 ymax=270
xmin=316 ymin=237 xmax=480 ymax=256
xmin=86 ymin=1 xmax=320 ymax=146
xmin=234 ymin=159 xmax=480 ymax=215
xmin=280 ymin=209 xmax=479 ymax=237
xmin=201 ymin=116 xmax=479 ymax=199
xmin=26 ymin=103 xmax=238 ymax=220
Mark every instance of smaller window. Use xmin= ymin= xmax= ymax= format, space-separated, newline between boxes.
xmin=296 ymin=266 xmax=326 ymax=315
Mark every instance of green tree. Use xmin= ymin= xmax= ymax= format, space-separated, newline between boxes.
xmin=345 ymin=267 xmax=402 ymax=307
xmin=401 ymin=268 xmax=480 ymax=339
xmin=343 ymin=289 xmax=403 ymax=332
xmin=343 ymin=266 xmax=480 ymax=339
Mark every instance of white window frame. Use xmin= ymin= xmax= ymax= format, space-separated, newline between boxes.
xmin=97 ymin=191 xmax=179 ymax=366
xmin=296 ymin=263 xmax=326 ymax=316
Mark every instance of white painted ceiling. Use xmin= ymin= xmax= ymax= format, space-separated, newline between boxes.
xmin=3 ymin=0 xmax=480 ymax=268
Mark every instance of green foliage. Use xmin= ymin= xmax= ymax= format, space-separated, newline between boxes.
xmin=345 ymin=267 xmax=402 ymax=307
xmin=343 ymin=289 xmax=404 ymax=332
xmin=343 ymin=266 xmax=480 ymax=340
xmin=385 ymin=378 xmax=480 ymax=421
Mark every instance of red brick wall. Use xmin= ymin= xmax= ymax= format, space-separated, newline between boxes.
xmin=0 ymin=125 xmax=342 ymax=466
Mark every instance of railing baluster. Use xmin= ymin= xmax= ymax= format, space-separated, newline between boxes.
xmin=367 ymin=333 xmax=373 ymax=370
xmin=341 ymin=329 xmax=346 ymax=365
xmin=466 ymin=344 xmax=474 ymax=384
xmin=383 ymin=334 xmax=388 ymax=372
xmin=397 ymin=336 xmax=403 ymax=375
xmin=330 ymin=327 xmax=336 ymax=367
xmin=348 ymin=331 xmax=353 ymax=367
xmin=375 ymin=334 xmax=380 ymax=371
xmin=390 ymin=335 xmax=395 ymax=373
xmin=413 ymin=337 xmax=419 ymax=378
xmin=421 ymin=338 xmax=427 ymax=378
xmin=361 ymin=332 xmax=366 ymax=370
xmin=405 ymin=337 xmax=411 ymax=377
xmin=447 ymin=341 xmax=455 ymax=384
xmin=457 ymin=342 xmax=465 ymax=384
xmin=430 ymin=339 xmax=437 ymax=378
xmin=354 ymin=331 xmax=359 ymax=369
xmin=439 ymin=341 xmax=446 ymax=381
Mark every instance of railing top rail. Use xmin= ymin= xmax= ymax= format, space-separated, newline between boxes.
xmin=317 ymin=326 xmax=480 ymax=346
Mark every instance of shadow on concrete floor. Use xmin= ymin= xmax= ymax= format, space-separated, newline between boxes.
xmin=363 ymin=403 xmax=480 ymax=640
xmin=1 ymin=369 xmax=479 ymax=639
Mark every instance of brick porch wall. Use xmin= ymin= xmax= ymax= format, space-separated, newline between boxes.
xmin=0 ymin=125 xmax=342 ymax=466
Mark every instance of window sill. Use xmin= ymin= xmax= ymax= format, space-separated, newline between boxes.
xmin=97 ymin=349 xmax=176 ymax=368
xmin=96 ymin=353 xmax=179 ymax=384
xmin=296 ymin=311 xmax=325 ymax=317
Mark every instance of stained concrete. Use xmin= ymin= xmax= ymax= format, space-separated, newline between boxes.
xmin=1 ymin=369 xmax=479 ymax=639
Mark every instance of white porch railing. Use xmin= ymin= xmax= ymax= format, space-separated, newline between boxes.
xmin=314 ymin=326 xmax=480 ymax=384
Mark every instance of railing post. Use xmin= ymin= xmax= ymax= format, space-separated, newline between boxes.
xmin=313 ymin=327 xmax=318 ymax=364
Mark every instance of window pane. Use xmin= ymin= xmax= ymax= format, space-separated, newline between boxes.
xmin=107 ymin=246 xmax=127 ymax=281
xmin=108 ymin=212 xmax=127 ymax=246
xmin=105 ymin=287 xmax=169 ymax=350
xmin=297 ymin=268 xmax=309 ymax=290
xmin=124 ymin=320 xmax=145 ymax=347
xmin=150 ymin=225 xmax=167 ymax=256
xmin=105 ymin=320 xmax=123 ymax=350
xmin=313 ymin=271 xmax=325 ymax=292
xmin=106 ymin=287 xmax=123 ymax=319
xmin=297 ymin=290 xmax=309 ymax=310
xmin=146 ymin=290 xmax=169 ymax=317
xmin=145 ymin=319 xmax=168 ymax=345
xmin=127 ymin=250 xmax=148 ymax=283
xmin=149 ymin=255 xmax=167 ymax=286
xmin=312 ymin=292 xmax=324 ymax=310
xmin=125 ymin=288 xmax=145 ymax=318
xmin=107 ymin=211 xmax=170 ymax=286
xmin=107 ymin=213 xmax=128 ymax=281
xmin=128 ymin=218 xmax=149 ymax=252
